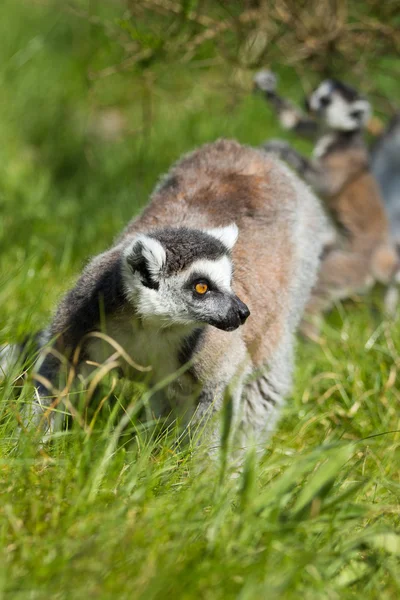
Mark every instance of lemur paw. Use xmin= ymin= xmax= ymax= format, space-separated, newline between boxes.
xmin=253 ymin=69 xmax=277 ymax=93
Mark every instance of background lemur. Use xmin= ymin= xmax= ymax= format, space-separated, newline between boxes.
xmin=371 ymin=113 xmax=400 ymax=247
xmin=254 ymin=71 xmax=400 ymax=334
xmin=11 ymin=139 xmax=326 ymax=451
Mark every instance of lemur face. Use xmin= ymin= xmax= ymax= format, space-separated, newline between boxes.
xmin=307 ymin=80 xmax=371 ymax=131
xmin=122 ymin=225 xmax=250 ymax=332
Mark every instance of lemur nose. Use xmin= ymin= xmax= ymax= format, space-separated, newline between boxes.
xmin=237 ymin=298 xmax=250 ymax=324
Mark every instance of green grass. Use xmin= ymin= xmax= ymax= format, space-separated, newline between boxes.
xmin=1 ymin=2 xmax=400 ymax=598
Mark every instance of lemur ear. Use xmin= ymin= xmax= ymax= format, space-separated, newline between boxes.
xmin=350 ymin=100 xmax=371 ymax=126
xmin=124 ymin=235 xmax=166 ymax=289
xmin=206 ymin=223 xmax=239 ymax=251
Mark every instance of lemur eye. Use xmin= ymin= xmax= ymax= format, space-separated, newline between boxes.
xmin=194 ymin=281 xmax=209 ymax=296
xmin=320 ymin=96 xmax=331 ymax=107
xmin=350 ymin=109 xmax=363 ymax=120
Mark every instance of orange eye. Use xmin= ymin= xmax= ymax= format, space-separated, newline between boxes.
xmin=195 ymin=282 xmax=208 ymax=295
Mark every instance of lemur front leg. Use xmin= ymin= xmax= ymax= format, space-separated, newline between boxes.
xmin=191 ymin=370 xmax=285 ymax=459
xmin=239 ymin=373 xmax=285 ymax=455
xmin=254 ymin=70 xmax=318 ymax=138
xmin=186 ymin=380 xmax=243 ymax=458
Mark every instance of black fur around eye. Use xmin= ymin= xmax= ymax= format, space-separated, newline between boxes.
xmin=350 ymin=109 xmax=363 ymax=120
xmin=319 ymin=96 xmax=331 ymax=107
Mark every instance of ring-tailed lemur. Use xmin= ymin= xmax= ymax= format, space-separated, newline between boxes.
xmin=254 ymin=71 xmax=400 ymax=334
xmin=254 ymin=71 xmax=400 ymax=239
xmin=3 ymin=139 xmax=327 ymax=452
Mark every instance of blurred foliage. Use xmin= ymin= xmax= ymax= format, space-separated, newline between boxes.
xmin=99 ymin=0 xmax=400 ymax=100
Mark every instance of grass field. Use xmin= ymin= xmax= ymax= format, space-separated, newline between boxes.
xmin=1 ymin=2 xmax=400 ymax=598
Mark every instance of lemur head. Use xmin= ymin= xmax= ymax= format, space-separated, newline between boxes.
xmin=122 ymin=225 xmax=250 ymax=332
xmin=306 ymin=79 xmax=371 ymax=131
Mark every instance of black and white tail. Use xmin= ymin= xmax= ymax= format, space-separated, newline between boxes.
xmin=0 ymin=333 xmax=43 ymax=380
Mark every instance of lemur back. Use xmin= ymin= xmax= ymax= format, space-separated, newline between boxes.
xmin=316 ymin=139 xmax=390 ymax=248
xmin=254 ymin=72 xmax=399 ymax=334
xmin=371 ymin=113 xmax=400 ymax=245
xmin=8 ymin=139 xmax=327 ymax=452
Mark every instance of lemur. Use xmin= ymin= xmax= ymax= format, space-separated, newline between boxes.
xmin=254 ymin=70 xmax=399 ymax=334
xmin=3 ymin=139 xmax=326 ymax=452
xmin=371 ymin=113 xmax=400 ymax=247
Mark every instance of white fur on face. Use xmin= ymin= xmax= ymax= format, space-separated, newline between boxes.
xmin=130 ymin=255 xmax=234 ymax=327
xmin=310 ymin=82 xmax=371 ymax=131
xmin=326 ymin=95 xmax=370 ymax=131
xmin=183 ymin=255 xmax=233 ymax=291
xmin=206 ymin=224 xmax=238 ymax=252
xmin=309 ymin=81 xmax=333 ymax=112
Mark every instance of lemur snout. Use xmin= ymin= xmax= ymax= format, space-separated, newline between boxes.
xmin=224 ymin=296 xmax=250 ymax=332
xmin=236 ymin=297 xmax=250 ymax=325
xmin=209 ymin=295 xmax=250 ymax=332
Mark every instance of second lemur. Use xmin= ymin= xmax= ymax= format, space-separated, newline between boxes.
xmin=254 ymin=71 xmax=399 ymax=334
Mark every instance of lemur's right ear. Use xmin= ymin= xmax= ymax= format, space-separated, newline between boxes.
xmin=206 ymin=223 xmax=239 ymax=251
xmin=124 ymin=235 xmax=166 ymax=290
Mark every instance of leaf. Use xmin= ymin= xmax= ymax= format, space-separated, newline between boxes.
xmin=366 ymin=533 xmax=400 ymax=556
xmin=238 ymin=448 xmax=257 ymax=511
xmin=335 ymin=560 xmax=370 ymax=587
xmin=291 ymin=445 xmax=353 ymax=517
xmin=322 ymin=479 xmax=367 ymax=510
xmin=342 ymin=530 xmax=400 ymax=557
xmin=255 ymin=455 xmax=316 ymax=516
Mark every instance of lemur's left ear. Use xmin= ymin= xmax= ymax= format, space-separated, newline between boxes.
xmin=124 ymin=235 xmax=166 ymax=289
xmin=206 ymin=223 xmax=239 ymax=251
xmin=350 ymin=100 xmax=371 ymax=126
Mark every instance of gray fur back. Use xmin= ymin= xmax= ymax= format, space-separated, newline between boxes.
xmin=372 ymin=114 xmax=400 ymax=242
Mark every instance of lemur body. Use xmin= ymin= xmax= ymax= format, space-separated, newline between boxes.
xmin=254 ymin=72 xmax=399 ymax=331
xmin=371 ymin=113 xmax=400 ymax=246
xmin=11 ymin=139 xmax=326 ymax=450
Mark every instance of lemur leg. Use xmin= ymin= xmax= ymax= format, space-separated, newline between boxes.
xmin=238 ymin=373 xmax=285 ymax=455
xmin=266 ymin=94 xmax=319 ymax=137
xmin=254 ymin=70 xmax=318 ymax=138
xmin=301 ymin=249 xmax=372 ymax=338
xmin=188 ymin=373 xmax=282 ymax=465
xmin=186 ymin=380 xmax=244 ymax=457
